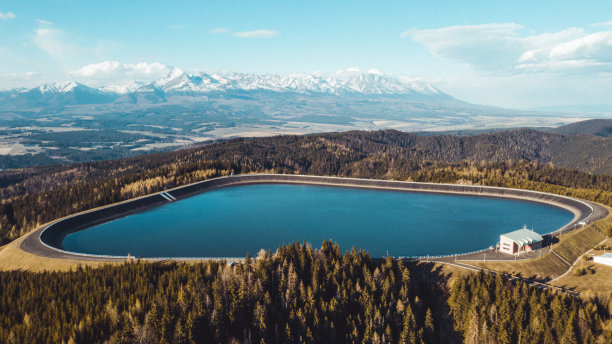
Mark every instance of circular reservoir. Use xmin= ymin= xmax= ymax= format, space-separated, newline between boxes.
xmin=61 ymin=183 xmax=574 ymax=258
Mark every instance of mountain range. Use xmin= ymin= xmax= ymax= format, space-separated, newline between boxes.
xmin=0 ymin=69 xmax=454 ymax=109
xmin=0 ymin=68 xmax=606 ymax=170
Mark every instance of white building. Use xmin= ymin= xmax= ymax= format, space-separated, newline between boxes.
xmin=499 ymin=226 xmax=543 ymax=255
xmin=593 ymin=253 xmax=612 ymax=267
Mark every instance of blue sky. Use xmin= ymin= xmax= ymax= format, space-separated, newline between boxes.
xmin=1 ymin=0 xmax=612 ymax=109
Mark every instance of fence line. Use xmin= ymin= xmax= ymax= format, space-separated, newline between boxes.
xmin=430 ymin=259 xmax=581 ymax=296
xmin=398 ymin=247 xmax=491 ymax=260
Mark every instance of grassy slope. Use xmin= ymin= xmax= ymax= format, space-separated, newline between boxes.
xmin=553 ymin=221 xmax=609 ymax=263
xmin=553 ymin=238 xmax=612 ymax=296
xmin=472 ymin=212 xmax=611 ymax=289
xmin=0 ymin=230 xmax=110 ymax=272
xmin=472 ymin=250 xmax=568 ymax=281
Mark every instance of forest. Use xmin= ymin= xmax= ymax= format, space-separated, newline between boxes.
xmin=0 ymin=128 xmax=611 ymax=343
xmin=1 ymin=242 xmax=610 ymax=343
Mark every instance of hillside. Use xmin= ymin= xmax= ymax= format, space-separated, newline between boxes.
xmin=2 ymin=128 xmax=610 ymax=192
xmin=2 ymin=244 xmax=610 ymax=343
xmin=549 ymin=119 xmax=612 ymax=138
xmin=193 ymin=129 xmax=611 ymax=175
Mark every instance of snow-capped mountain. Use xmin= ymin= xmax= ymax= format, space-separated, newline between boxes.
xmin=100 ymin=81 xmax=146 ymax=94
xmin=0 ymin=69 xmax=455 ymax=109
xmin=37 ymin=81 xmax=82 ymax=94
xmin=0 ymin=81 xmax=120 ymax=108
xmin=144 ymin=67 xmax=445 ymax=96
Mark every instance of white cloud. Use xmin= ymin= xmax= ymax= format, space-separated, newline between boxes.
xmin=32 ymin=20 xmax=78 ymax=61
xmin=128 ymin=62 xmax=171 ymax=76
xmin=518 ymin=31 xmax=612 ymax=72
xmin=32 ymin=22 xmax=119 ymax=67
xmin=210 ymin=28 xmax=279 ymax=38
xmin=0 ymin=12 xmax=16 ymax=20
xmin=233 ymin=29 xmax=279 ymax=39
xmin=33 ymin=27 xmax=77 ymax=61
xmin=70 ymin=61 xmax=171 ymax=83
xmin=210 ymin=27 xmax=230 ymax=34
xmin=0 ymin=71 xmax=43 ymax=90
xmin=0 ymin=72 xmax=40 ymax=81
xmin=517 ymin=28 xmax=585 ymax=63
xmin=592 ymin=20 xmax=612 ymax=27
xmin=549 ymin=31 xmax=612 ymax=60
xmin=405 ymin=23 xmax=525 ymax=70
xmin=71 ymin=61 xmax=122 ymax=77
xmin=405 ymin=23 xmax=612 ymax=74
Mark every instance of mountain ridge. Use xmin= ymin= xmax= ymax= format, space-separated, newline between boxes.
xmin=0 ymin=69 xmax=455 ymax=109
xmin=549 ymin=119 xmax=612 ymax=138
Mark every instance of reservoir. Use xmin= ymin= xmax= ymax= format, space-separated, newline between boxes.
xmin=62 ymin=183 xmax=573 ymax=258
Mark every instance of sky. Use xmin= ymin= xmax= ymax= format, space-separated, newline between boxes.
xmin=1 ymin=0 xmax=612 ymax=110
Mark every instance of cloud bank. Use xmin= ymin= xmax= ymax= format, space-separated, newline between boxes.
xmin=33 ymin=27 xmax=77 ymax=61
xmin=233 ymin=29 xmax=279 ymax=39
xmin=70 ymin=61 xmax=171 ymax=83
xmin=404 ymin=23 xmax=612 ymax=74
xmin=0 ymin=72 xmax=40 ymax=82
xmin=0 ymin=12 xmax=16 ymax=20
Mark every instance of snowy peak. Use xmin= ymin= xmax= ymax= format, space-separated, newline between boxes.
xmin=154 ymin=67 xmax=197 ymax=91
xmin=396 ymin=77 xmax=440 ymax=95
xmin=34 ymin=81 xmax=124 ymax=96
xmin=151 ymin=68 xmax=228 ymax=94
xmin=4 ymin=68 xmax=454 ymax=110
xmin=325 ymin=70 xmax=440 ymax=95
xmin=140 ymin=69 xmax=445 ymax=97
xmin=37 ymin=81 xmax=82 ymax=94
xmin=168 ymin=67 xmax=188 ymax=80
xmin=20 ymin=69 xmax=446 ymax=97
xmin=99 ymin=81 xmax=146 ymax=94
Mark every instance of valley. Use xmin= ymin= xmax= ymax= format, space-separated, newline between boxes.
xmin=1 ymin=69 xmax=603 ymax=169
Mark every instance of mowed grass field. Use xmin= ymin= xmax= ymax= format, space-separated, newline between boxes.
xmin=553 ymin=219 xmax=610 ymax=263
xmin=472 ymin=212 xmax=611 ymax=285
xmin=0 ymin=231 xmax=111 ymax=272
xmin=552 ymin=237 xmax=612 ymax=296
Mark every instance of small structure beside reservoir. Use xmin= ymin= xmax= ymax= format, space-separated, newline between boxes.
xmin=593 ymin=253 xmax=612 ymax=267
xmin=499 ymin=226 xmax=543 ymax=254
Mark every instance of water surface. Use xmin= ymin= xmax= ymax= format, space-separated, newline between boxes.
xmin=63 ymin=184 xmax=573 ymax=257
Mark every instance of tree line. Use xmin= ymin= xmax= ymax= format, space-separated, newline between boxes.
xmin=1 ymin=242 xmax=610 ymax=343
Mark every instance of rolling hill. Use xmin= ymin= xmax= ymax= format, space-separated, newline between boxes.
xmin=548 ymin=119 xmax=612 ymax=138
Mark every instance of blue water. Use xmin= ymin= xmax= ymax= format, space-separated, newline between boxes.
xmin=62 ymin=184 xmax=573 ymax=258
